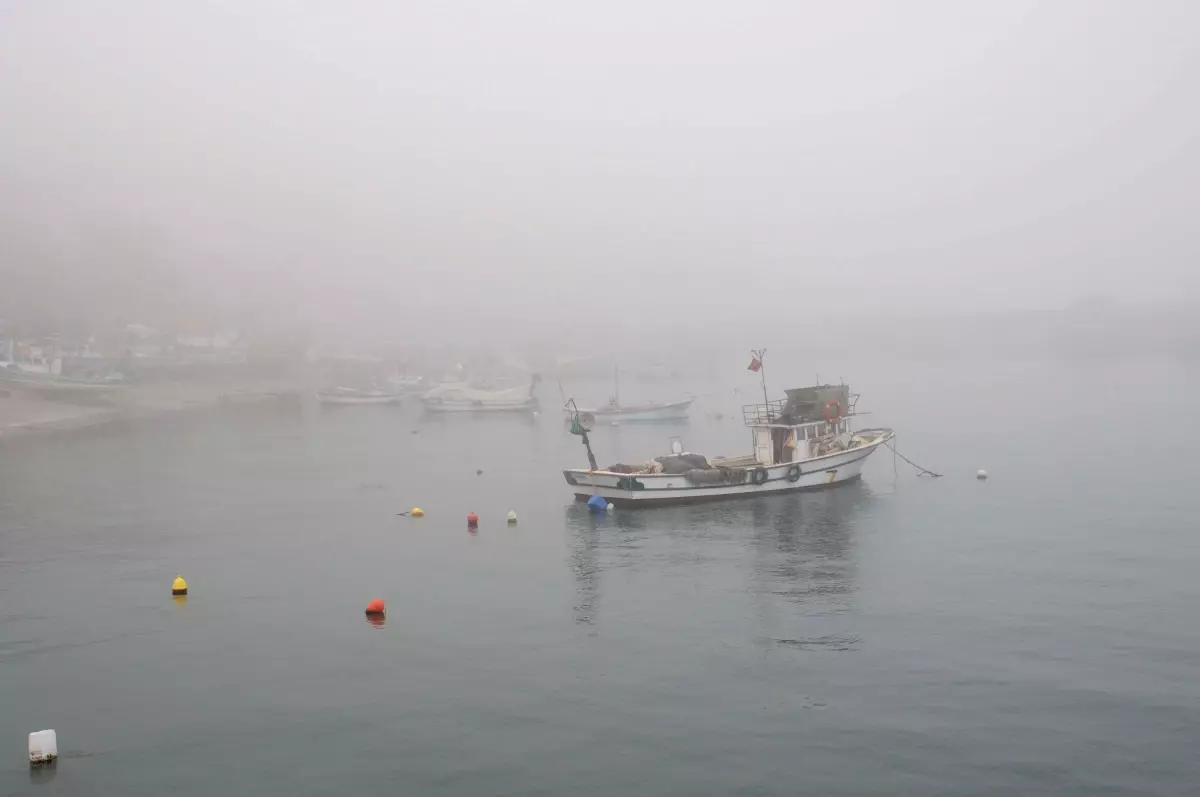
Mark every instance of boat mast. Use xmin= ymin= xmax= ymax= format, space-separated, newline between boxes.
xmin=614 ymin=364 xmax=620 ymax=407
xmin=567 ymin=399 xmax=599 ymax=470
xmin=752 ymin=348 xmax=769 ymax=408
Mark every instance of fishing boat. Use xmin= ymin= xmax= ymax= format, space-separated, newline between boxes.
xmin=560 ymin=366 xmax=692 ymax=422
xmin=420 ymin=374 xmax=541 ymax=413
xmin=562 ymin=352 xmax=892 ymax=506
xmin=315 ymin=386 xmax=403 ymax=406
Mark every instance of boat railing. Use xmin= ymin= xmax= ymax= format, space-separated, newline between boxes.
xmin=742 ymin=399 xmax=786 ymax=425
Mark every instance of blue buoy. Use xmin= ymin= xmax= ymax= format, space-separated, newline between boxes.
xmin=587 ymin=495 xmax=607 ymax=513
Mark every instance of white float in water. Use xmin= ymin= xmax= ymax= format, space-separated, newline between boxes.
xmin=976 ymin=469 xmax=988 ymax=480
xmin=606 ymin=503 xmax=615 ymax=511
xmin=507 ymin=510 xmax=518 ymax=524
xmin=29 ymin=730 xmax=57 ymax=767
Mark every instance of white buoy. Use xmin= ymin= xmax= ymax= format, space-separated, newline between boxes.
xmin=29 ymin=730 xmax=57 ymax=767
xmin=976 ymin=469 xmax=988 ymax=480
xmin=507 ymin=510 xmax=518 ymax=524
xmin=606 ymin=503 xmax=614 ymax=511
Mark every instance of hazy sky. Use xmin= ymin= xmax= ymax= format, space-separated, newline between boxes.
xmin=1 ymin=0 xmax=1197 ymax=332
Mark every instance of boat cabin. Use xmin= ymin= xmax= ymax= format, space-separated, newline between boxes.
xmin=741 ymin=384 xmax=857 ymax=467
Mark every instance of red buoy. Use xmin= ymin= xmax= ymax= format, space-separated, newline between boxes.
xmin=365 ymin=598 xmax=385 ymax=616
xmin=467 ymin=512 xmax=479 ymax=527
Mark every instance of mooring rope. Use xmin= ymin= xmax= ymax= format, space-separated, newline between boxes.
xmin=885 ymin=437 xmax=943 ymax=478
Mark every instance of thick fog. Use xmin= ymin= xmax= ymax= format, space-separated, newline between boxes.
xmin=1 ymin=0 xmax=1198 ymax=345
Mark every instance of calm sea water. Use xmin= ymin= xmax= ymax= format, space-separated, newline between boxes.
xmin=3 ymin=356 xmax=1199 ymax=796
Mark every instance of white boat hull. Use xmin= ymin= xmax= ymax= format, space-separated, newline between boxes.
xmin=421 ymin=398 xmax=537 ymax=413
xmin=564 ymin=399 xmax=692 ymax=422
xmin=316 ymin=393 xmax=403 ymax=406
xmin=564 ymin=433 xmax=891 ymax=506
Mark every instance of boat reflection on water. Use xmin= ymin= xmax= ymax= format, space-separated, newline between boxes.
xmin=563 ymin=481 xmax=873 ymax=637
xmin=564 ymin=507 xmax=650 ymax=629
xmin=747 ymin=482 xmax=873 ymax=652
xmin=28 ymin=762 xmax=58 ymax=786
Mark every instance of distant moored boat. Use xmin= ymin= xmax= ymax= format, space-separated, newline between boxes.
xmin=315 ymin=386 xmax=403 ymax=406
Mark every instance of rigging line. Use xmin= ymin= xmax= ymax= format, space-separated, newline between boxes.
xmin=884 ymin=439 xmax=943 ymax=478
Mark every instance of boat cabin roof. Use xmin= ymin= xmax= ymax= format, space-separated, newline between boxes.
xmin=742 ymin=386 xmax=856 ymax=428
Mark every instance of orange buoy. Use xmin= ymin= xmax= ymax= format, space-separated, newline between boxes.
xmin=364 ymin=598 xmax=385 ymax=616
xmin=467 ymin=512 xmax=479 ymax=527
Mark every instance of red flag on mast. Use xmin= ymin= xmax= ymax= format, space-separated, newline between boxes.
xmin=747 ymin=357 xmax=762 ymax=372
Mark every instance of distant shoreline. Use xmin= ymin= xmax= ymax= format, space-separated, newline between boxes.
xmin=0 ymin=381 xmax=305 ymax=441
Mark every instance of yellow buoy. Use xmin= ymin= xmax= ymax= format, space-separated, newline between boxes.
xmin=172 ymin=576 xmax=188 ymax=596
xmin=411 ymin=507 xmax=425 ymax=517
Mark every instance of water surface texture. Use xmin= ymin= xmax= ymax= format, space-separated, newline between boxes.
xmin=3 ymin=359 xmax=1199 ymax=796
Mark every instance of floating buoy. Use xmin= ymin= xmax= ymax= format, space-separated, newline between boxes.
xmin=507 ymin=510 xmax=518 ymax=524
xmin=411 ymin=507 xmax=425 ymax=517
xmin=171 ymin=576 xmax=188 ymax=596
xmin=976 ymin=469 xmax=989 ymax=481
xmin=28 ymin=730 xmax=57 ymax=767
xmin=607 ymin=503 xmax=615 ymax=511
xmin=365 ymin=598 xmax=385 ymax=616
xmin=587 ymin=495 xmax=607 ymax=513
xmin=467 ymin=512 xmax=479 ymax=527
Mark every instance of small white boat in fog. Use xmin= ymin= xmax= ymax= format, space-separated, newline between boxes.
xmin=563 ymin=397 xmax=693 ymax=423
xmin=560 ymin=366 xmax=692 ymax=422
xmin=385 ymin=374 xmax=426 ymax=393
xmin=316 ymin=386 xmax=403 ymax=406
xmin=420 ymin=374 xmax=541 ymax=413
xmin=563 ymin=381 xmax=893 ymax=506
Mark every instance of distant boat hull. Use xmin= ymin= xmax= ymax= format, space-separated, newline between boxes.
xmin=421 ymin=397 xmax=537 ymax=413
xmin=385 ymin=377 xmax=427 ymax=394
xmin=420 ymin=379 xmax=540 ymax=413
xmin=563 ymin=398 xmax=692 ymax=422
xmin=316 ymin=391 xmax=403 ymax=406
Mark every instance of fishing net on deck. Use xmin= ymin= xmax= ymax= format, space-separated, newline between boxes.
xmin=653 ymin=454 xmax=712 ymax=474
xmin=685 ymin=466 xmax=747 ymax=485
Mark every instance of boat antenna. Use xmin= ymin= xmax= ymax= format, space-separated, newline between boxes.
xmin=751 ymin=348 xmax=770 ymax=407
